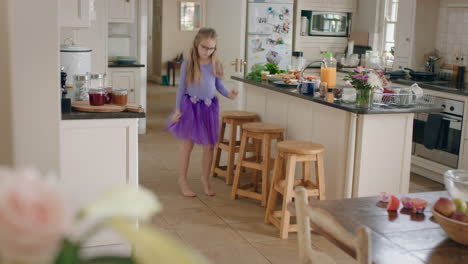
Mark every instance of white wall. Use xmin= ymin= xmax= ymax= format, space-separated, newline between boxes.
xmin=412 ymin=0 xmax=439 ymax=68
xmin=0 ymin=0 xmax=60 ymax=173
xmin=436 ymin=0 xmax=468 ymax=84
xmin=352 ymin=0 xmax=383 ymax=50
xmin=158 ymin=0 xmax=206 ymax=82
xmin=61 ymin=0 xmax=109 ymax=74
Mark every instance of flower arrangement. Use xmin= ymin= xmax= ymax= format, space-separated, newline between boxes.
xmin=0 ymin=167 xmax=209 ymax=264
xmin=343 ymin=66 xmax=389 ymax=108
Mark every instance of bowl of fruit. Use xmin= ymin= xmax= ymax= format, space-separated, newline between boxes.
xmin=431 ymin=197 xmax=468 ymax=245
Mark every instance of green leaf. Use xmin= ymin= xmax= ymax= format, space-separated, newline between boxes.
xmin=81 ymin=256 xmax=136 ymax=264
xmin=54 ymin=240 xmax=80 ymax=264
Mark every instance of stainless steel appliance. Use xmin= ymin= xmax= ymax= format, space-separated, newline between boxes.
xmin=309 ymin=11 xmax=350 ymax=37
xmin=413 ymin=97 xmax=464 ymax=168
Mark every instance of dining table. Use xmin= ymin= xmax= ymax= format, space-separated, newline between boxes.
xmin=305 ymin=191 xmax=468 ymax=264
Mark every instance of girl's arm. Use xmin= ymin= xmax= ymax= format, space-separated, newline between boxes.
xmin=175 ymin=61 xmax=188 ymax=111
xmin=215 ymin=77 xmax=236 ymax=99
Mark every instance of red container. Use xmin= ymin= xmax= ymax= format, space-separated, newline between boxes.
xmin=89 ymin=89 xmax=105 ymax=106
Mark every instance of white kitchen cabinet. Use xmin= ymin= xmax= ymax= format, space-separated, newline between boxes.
xmin=60 ymin=0 xmax=91 ymax=28
xmin=59 ymin=118 xmax=138 ymax=252
xmin=108 ymin=68 xmax=140 ymax=104
xmin=298 ymin=0 xmax=355 ymax=12
xmin=393 ymin=0 xmax=416 ymax=70
xmin=108 ymin=0 xmax=135 ymax=23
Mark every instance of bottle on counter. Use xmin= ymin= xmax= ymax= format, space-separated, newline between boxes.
xmin=74 ymin=74 xmax=90 ymax=101
xmin=321 ymin=53 xmax=337 ymax=89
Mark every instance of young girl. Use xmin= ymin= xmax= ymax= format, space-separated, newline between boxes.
xmin=166 ymin=28 xmax=238 ymax=197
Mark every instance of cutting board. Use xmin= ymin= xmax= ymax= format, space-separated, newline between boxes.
xmin=72 ymin=101 xmax=144 ymax=113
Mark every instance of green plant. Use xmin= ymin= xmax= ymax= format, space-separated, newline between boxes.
xmin=246 ymin=63 xmax=286 ymax=81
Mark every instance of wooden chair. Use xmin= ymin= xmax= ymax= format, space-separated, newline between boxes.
xmin=265 ymin=141 xmax=326 ymax=239
xmin=210 ymin=111 xmax=258 ymax=184
xmin=294 ymin=186 xmax=372 ymax=264
xmin=231 ymin=122 xmax=284 ymax=206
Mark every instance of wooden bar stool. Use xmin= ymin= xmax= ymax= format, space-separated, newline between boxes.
xmin=210 ymin=111 xmax=258 ymax=185
xmin=231 ymin=122 xmax=284 ymax=206
xmin=265 ymin=140 xmax=326 ymax=239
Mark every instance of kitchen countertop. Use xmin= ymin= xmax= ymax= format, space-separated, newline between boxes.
xmin=232 ymin=76 xmax=442 ymax=115
xmin=62 ymin=110 xmax=145 ymax=120
xmin=108 ymin=63 xmax=145 ymax=68
xmin=392 ymin=78 xmax=468 ymax=96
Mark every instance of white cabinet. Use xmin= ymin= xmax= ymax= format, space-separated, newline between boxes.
xmin=60 ymin=0 xmax=91 ymax=28
xmin=109 ymin=68 xmax=140 ymax=104
xmin=393 ymin=0 xmax=416 ymax=70
xmin=59 ymin=118 xmax=138 ymax=252
xmin=298 ymin=0 xmax=355 ymax=11
xmin=108 ymin=0 xmax=135 ymax=23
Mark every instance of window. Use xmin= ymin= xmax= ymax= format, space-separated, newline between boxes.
xmin=382 ymin=0 xmax=399 ymax=53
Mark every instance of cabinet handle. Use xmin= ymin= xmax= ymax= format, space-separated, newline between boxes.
xmin=130 ymin=89 xmax=134 ymax=92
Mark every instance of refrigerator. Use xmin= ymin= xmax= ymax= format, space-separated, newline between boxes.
xmin=246 ymin=0 xmax=294 ymax=73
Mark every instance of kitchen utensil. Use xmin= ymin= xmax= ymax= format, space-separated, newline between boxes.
xmin=431 ymin=206 xmax=468 ymax=246
xmin=60 ymin=44 xmax=92 ymax=87
xmin=404 ymin=67 xmax=436 ymax=81
xmin=72 ymin=101 xmax=144 ymax=113
xmin=444 ymin=170 xmax=468 ymax=201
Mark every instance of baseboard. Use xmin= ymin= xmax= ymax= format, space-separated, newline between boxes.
xmin=411 ymin=155 xmax=452 ymax=184
xmin=148 ymin=74 xmax=161 ymax=84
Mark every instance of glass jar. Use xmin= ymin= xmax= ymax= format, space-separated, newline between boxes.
xmin=89 ymin=73 xmax=106 ymax=90
xmin=321 ymin=53 xmax=337 ymax=88
xmin=74 ymin=74 xmax=90 ymax=101
xmin=319 ymin=82 xmax=328 ymax=98
xmin=89 ymin=88 xmax=105 ymax=106
xmin=104 ymin=86 xmax=113 ymax=104
xmin=290 ymin=51 xmax=305 ymax=72
xmin=112 ymin=88 xmax=128 ymax=106
xmin=333 ymin=87 xmax=343 ymax=101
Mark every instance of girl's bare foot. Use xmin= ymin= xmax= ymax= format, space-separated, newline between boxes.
xmin=178 ymin=180 xmax=196 ymax=197
xmin=201 ymin=179 xmax=215 ymax=196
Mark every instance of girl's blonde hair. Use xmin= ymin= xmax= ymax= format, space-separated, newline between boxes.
xmin=186 ymin=28 xmax=224 ymax=84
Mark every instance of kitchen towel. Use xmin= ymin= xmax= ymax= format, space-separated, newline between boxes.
xmin=423 ymin=114 xmax=442 ymax=149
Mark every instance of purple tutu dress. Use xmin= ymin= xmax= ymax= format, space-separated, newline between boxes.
xmin=165 ymin=61 xmax=230 ymax=146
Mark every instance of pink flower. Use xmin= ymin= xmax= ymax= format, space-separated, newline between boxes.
xmin=0 ymin=167 xmax=72 ymax=263
xmin=352 ymin=74 xmax=369 ymax=81
xmin=354 ymin=66 xmax=365 ymax=73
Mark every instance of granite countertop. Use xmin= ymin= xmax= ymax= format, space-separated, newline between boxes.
xmin=108 ymin=63 xmax=145 ymax=68
xmin=232 ymin=76 xmax=442 ymax=115
xmin=62 ymin=111 xmax=145 ymax=120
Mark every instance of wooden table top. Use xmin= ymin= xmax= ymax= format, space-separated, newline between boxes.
xmin=308 ymin=191 xmax=468 ymax=264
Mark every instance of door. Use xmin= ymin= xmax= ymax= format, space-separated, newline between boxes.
xmin=206 ymin=0 xmax=247 ymax=111
xmin=393 ymin=0 xmax=416 ymax=69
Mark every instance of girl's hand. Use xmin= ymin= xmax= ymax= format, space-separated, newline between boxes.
xmin=172 ymin=110 xmax=182 ymax=122
xmin=228 ymin=89 xmax=238 ymax=100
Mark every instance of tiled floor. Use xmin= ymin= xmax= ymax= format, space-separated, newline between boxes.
xmin=139 ymin=82 xmax=444 ymax=263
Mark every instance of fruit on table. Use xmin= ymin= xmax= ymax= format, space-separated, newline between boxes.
xmin=434 ymin=197 xmax=456 ymax=217
xmin=452 ymin=211 xmax=468 ymax=223
xmin=387 ymin=195 xmax=400 ymax=211
xmin=401 ymin=197 xmax=412 ymax=209
xmin=411 ymin=198 xmax=427 ymax=214
xmin=453 ymin=198 xmax=467 ymax=213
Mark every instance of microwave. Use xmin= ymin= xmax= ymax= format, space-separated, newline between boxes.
xmin=309 ymin=11 xmax=350 ymax=37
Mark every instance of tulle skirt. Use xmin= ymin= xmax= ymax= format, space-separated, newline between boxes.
xmin=165 ymin=94 xmax=219 ymax=146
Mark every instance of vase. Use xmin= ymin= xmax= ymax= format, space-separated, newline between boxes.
xmin=356 ymin=89 xmax=374 ymax=109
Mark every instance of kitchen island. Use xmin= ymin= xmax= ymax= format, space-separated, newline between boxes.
xmin=233 ymin=76 xmax=441 ymax=200
xmin=60 ymin=111 xmax=145 ymax=256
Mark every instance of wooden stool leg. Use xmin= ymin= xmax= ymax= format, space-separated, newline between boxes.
xmin=210 ymin=119 xmax=226 ymax=178
xmin=231 ymin=131 xmax=248 ymax=200
xmin=226 ymin=121 xmax=237 ymax=184
xmin=253 ymin=138 xmax=261 ymax=191
xmin=279 ymin=154 xmax=297 ymax=239
xmin=265 ymin=152 xmax=283 ymax=224
xmin=302 ymin=161 xmax=311 ymax=183
xmin=261 ymin=133 xmax=272 ymax=207
xmin=315 ymin=152 xmax=326 ymax=200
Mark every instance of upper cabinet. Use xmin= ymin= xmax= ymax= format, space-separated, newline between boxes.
xmin=60 ymin=0 xmax=91 ymax=28
xmin=108 ymin=0 xmax=136 ymax=23
xmin=298 ymin=0 xmax=355 ymax=12
xmin=393 ymin=0 xmax=416 ymax=69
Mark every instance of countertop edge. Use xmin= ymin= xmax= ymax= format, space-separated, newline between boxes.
xmin=231 ymin=76 xmax=443 ymax=115
xmin=62 ymin=111 xmax=146 ymax=120
xmin=108 ymin=64 xmax=145 ymax=68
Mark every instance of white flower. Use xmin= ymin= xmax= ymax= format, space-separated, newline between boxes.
xmin=204 ymin=98 xmax=212 ymax=106
xmin=367 ymin=71 xmax=383 ymax=90
xmin=81 ymin=185 xmax=161 ymax=222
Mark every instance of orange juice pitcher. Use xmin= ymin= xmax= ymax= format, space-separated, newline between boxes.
xmin=321 ymin=53 xmax=337 ymax=88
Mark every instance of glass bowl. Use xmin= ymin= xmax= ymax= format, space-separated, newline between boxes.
xmin=444 ymin=170 xmax=468 ymax=201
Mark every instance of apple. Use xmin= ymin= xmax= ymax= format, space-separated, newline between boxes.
xmin=452 ymin=211 xmax=468 ymax=223
xmin=453 ymin=198 xmax=468 ymax=213
xmin=434 ymin=197 xmax=456 ymax=217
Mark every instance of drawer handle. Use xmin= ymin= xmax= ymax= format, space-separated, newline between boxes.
xmin=130 ymin=89 xmax=134 ymax=92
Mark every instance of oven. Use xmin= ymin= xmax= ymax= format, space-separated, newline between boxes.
xmin=412 ymin=97 xmax=464 ymax=168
